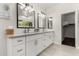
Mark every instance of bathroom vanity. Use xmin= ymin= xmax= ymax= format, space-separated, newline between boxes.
xmin=6 ymin=31 xmax=54 ymax=56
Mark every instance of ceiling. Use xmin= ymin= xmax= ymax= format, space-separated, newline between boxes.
xmin=31 ymin=3 xmax=58 ymax=9
xmin=30 ymin=3 xmax=59 ymax=15
xmin=36 ymin=3 xmax=58 ymax=9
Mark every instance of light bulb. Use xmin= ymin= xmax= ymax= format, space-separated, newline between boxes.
xmin=19 ymin=3 xmax=25 ymax=9
xmin=49 ymin=18 xmax=52 ymax=21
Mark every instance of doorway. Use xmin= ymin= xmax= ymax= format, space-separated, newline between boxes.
xmin=61 ymin=12 xmax=75 ymax=47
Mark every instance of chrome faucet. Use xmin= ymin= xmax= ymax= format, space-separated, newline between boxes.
xmin=34 ymin=28 xmax=39 ymax=32
xmin=23 ymin=29 xmax=29 ymax=33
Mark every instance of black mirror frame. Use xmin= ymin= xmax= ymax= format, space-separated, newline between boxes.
xmin=16 ymin=3 xmax=35 ymax=29
xmin=37 ymin=11 xmax=46 ymax=29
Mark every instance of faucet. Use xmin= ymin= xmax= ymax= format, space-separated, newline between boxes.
xmin=34 ymin=28 xmax=39 ymax=32
xmin=23 ymin=29 xmax=29 ymax=33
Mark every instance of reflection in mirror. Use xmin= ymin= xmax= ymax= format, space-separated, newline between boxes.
xmin=17 ymin=3 xmax=35 ymax=28
xmin=48 ymin=17 xmax=53 ymax=29
xmin=37 ymin=11 xmax=46 ymax=29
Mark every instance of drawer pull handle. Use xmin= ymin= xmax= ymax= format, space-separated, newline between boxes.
xmin=17 ymin=40 xmax=23 ymax=42
xmin=17 ymin=49 xmax=23 ymax=52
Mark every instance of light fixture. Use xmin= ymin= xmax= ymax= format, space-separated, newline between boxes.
xmin=39 ymin=12 xmax=46 ymax=18
xmin=19 ymin=3 xmax=34 ymax=17
xmin=19 ymin=3 xmax=34 ymax=12
xmin=19 ymin=3 xmax=25 ymax=9
xmin=25 ymin=6 xmax=31 ymax=11
xmin=49 ymin=17 xmax=52 ymax=21
xmin=24 ymin=3 xmax=34 ymax=12
xmin=49 ymin=18 xmax=52 ymax=21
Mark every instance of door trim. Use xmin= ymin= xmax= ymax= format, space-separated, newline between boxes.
xmin=61 ymin=11 xmax=76 ymax=47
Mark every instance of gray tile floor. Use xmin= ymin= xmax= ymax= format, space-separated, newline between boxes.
xmin=39 ymin=44 xmax=79 ymax=56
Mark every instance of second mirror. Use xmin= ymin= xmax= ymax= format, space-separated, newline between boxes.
xmin=37 ymin=12 xmax=46 ymax=29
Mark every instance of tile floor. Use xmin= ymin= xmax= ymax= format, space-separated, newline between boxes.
xmin=39 ymin=44 xmax=79 ymax=56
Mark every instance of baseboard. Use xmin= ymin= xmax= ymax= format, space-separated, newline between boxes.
xmin=75 ymin=46 xmax=79 ymax=49
xmin=54 ymin=42 xmax=61 ymax=45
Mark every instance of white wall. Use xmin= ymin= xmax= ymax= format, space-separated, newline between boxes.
xmin=46 ymin=3 xmax=79 ymax=16
xmin=46 ymin=3 xmax=79 ymax=45
xmin=0 ymin=3 xmax=17 ymax=56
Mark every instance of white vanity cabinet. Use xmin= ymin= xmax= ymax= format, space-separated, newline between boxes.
xmin=36 ymin=34 xmax=45 ymax=55
xmin=45 ymin=32 xmax=54 ymax=43
xmin=26 ymin=34 xmax=43 ymax=56
xmin=42 ymin=32 xmax=53 ymax=49
xmin=26 ymin=31 xmax=54 ymax=56
xmin=7 ymin=36 xmax=26 ymax=56
xmin=26 ymin=36 xmax=38 ymax=56
xmin=7 ymin=31 xmax=54 ymax=56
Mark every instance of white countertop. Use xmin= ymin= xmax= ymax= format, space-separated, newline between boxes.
xmin=6 ymin=30 xmax=54 ymax=38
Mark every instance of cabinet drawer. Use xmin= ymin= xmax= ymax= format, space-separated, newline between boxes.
xmin=26 ymin=35 xmax=42 ymax=42
xmin=12 ymin=37 xmax=25 ymax=46
xmin=12 ymin=44 xmax=25 ymax=56
xmin=26 ymin=36 xmax=36 ymax=42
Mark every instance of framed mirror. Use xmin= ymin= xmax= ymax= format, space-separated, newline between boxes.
xmin=37 ymin=11 xmax=46 ymax=29
xmin=48 ymin=17 xmax=53 ymax=29
xmin=16 ymin=3 xmax=35 ymax=28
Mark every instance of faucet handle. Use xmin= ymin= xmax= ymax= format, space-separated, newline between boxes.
xmin=23 ymin=29 xmax=29 ymax=33
xmin=34 ymin=28 xmax=39 ymax=32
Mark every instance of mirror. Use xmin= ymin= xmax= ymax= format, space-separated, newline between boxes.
xmin=48 ymin=17 xmax=53 ymax=29
xmin=17 ymin=3 xmax=35 ymax=28
xmin=37 ymin=11 xmax=46 ymax=29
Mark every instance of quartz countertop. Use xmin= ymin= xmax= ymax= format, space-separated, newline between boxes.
xmin=6 ymin=30 xmax=54 ymax=38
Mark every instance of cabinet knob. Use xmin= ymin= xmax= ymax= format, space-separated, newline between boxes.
xmin=17 ymin=40 xmax=22 ymax=42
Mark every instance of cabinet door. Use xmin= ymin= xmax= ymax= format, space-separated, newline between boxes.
xmin=26 ymin=34 xmax=43 ymax=56
xmin=37 ymin=37 xmax=44 ymax=54
xmin=26 ymin=39 xmax=37 ymax=56
xmin=42 ymin=34 xmax=49 ymax=48
xmin=48 ymin=32 xmax=54 ymax=42
xmin=43 ymin=32 xmax=53 ymax=47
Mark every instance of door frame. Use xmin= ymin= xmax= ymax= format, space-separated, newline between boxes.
xmin=61 ymin=10 xmax=76 ymax=47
